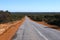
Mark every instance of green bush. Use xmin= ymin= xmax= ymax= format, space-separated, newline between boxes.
xmin=28 ymin=14 xmax=60 ymax=27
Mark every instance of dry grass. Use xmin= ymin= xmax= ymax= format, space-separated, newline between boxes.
xmin=0 ymin=18 xmax=25 ymax=40
xmin=0 ymin=21 xmax=17 ymax=34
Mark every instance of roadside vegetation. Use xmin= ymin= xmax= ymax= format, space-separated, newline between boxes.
xmin=0 ymin=11 xmax=24 ymax=24
xmin=0 ymin=11 xmax=60 ymax=27
xmin=0 ymin=10 xmax=25 ymax=35
xmin=28 ymin=13 xmax=60 ymax=27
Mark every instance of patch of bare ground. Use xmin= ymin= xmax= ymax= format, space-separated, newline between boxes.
xmin=38 ymin=21 xmax=60 ymax=31
xmin=0 ymin=18 xmax=25 ymax=40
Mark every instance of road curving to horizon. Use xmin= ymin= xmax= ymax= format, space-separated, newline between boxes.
xmin=12 ymin=16 xmax=60 ymax=40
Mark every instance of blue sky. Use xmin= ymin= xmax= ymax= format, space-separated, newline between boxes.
xmin=0 ymin=0 xmax=60 ymax=12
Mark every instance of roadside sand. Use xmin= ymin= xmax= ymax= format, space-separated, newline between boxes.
xmin=0 ymin=18 xmax=25 ymax=40
xmin=38 ymin=21 xmax=60 ymax=31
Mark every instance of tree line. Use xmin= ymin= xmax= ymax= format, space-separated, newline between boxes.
xmin=28 ymin=14 xmax=60 ymax=27
xmin=0 ymin=10 xmax=24 ymax=23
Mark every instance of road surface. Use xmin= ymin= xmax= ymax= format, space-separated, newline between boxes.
xmin=12 ymin=16 xmax=60 ymax=40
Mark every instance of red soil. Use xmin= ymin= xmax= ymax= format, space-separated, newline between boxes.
xmin=38 ymin=21 xmax=60 ymax=31
xmin=0 ymin=18 xmax=25 ymax=40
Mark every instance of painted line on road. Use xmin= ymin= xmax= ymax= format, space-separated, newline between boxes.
xmin=25 ymin=16 xmax=48 ymax=40
xmin=33 ymin=26 xmax=48 ymax=40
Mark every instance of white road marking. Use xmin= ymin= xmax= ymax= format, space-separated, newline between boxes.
xmin=33 ymin=26 xmax=48 ymax=40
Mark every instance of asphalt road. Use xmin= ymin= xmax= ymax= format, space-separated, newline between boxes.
xmin=12 ymin=16 xmax=60 ymax=40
